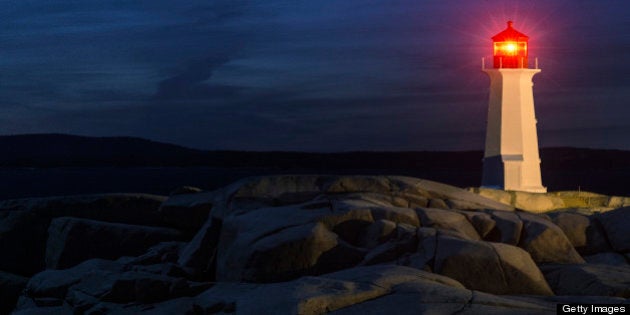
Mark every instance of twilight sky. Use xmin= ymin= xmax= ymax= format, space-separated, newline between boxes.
xmin=1 ymin=0 xmax=629 ymax=151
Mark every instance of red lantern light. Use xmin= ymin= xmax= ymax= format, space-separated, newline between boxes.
xmin=492 ymin=21 xmax=529 ymax=68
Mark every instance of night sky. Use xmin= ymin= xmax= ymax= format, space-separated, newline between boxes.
xmin=1 ymin=0 xmax=629 ymax=151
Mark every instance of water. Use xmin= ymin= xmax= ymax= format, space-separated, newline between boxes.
xmin=0 ymin=167 xmax=481 ymax=200
xmin=0 ymin=166 xmax=626 ymax=201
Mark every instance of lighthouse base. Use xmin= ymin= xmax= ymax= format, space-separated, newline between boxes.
xmin=482 ymin=154 xmax=547 ymax=193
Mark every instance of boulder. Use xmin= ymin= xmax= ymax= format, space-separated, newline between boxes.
xmin=328 ymin=266 xmax=555 ymax=315
xmin=325 ymin=264 xmax=465 ymax=291
xmin=361 ymin=223 xmax=418 ymax=265
xmin=369 ymin=206 xmax=419 ymax=227
xmin=428 ymin=198 xmax=449 ymax=209
xmin=416 ymin=208 xmax=480 ymax=240
xmin=25 ymin=259 xmax=126 ymax=300
xmin=215 ymin=203 xmax=344 ymax=282
xmin=547 ymin=212 xmax=590 ymax=247
xmin=0 ymin=210 xmax=50 ymax=276
xmin=169 ymin=186 xmax=203 ymax=196
xmin=0 ymin=194 xmax=167 ymax=276
xmin=67 ymin=271 xmax=209 ymax=305
xmin=515 ymin=212 xmax=584 ymax=264
xmin=394 ymin=192 xmax=429 ymax=208
xmin=18 ymin=258 xmax=210 ymax=314
xmin=214 ymin=193 xmax=432 ymax=283
xmin=221 ymin=220 xmax=363 ymax=282
xmin=596 ymin=207 xmax=630 ymax=252
xmin=513 ymin=192 xmax=565 ymax=213
xmin=336 ymin=192 xmax=403 ymax=208
xmin=158 ymin=191 xmax=215 ymax=235
xmin=212 ymin=175 xmax=514 ymax=218
xmin=584 ymin=252 xmax=629 ymax=266
xmin=468 ymin=187 xmax=568 ymax=213
xmin=329 ymin=278 xmax=470 ymax=314
xmin=358 ymin=219 xmax=397 ymax=249
xmin=483 ymin=210 xmax=585 ymax=264
xmin=197 ymin=276 xmax=384 ymax=314
xmin=484 ymin=210 xmax=523 ymax=245
xmin=461 ymin=211 xmax=496 ymax=239
xmin=197 ymin=265 xmax=467 ymax=315
xmin=85 ymin=298 xmax=198 ymax=314
xmin=10 ymin=175 xmax=630 ymax=315
xmin=607 ymin=196 xmax=630 ymax=208
xmin=548 ymin=211 xmax=611 ymax=254
xmin=0 ymin=270 xmax=29 ymax=314
xmin=177 ymin=217 xmax=223 ymax=279
xmin=452 ymin=291 xmax=560 ymax=315
xmin=406 ymin=179 xmax=513 ymax=211
xmin=46 ymin=217 xmax=184 ymax=269
xmin=219 ymin=175 xmax=325 ymax=214
xmin=433 ymin=235 xmax=553 ymax=295
xmin=488 ymin=243 xmax=553 ymax=295
xmin=128 ymin=262 xmax=191 ymax=279
xmin=212 ymin=178 xmax=511 ymax=283
xmin=470 ymin=188 xmax=630 ymax=214
xmin=541 ymin=264 xmax=630 ymax=297
xmin=127 ymin=241 xmax=186 ymax=266
xmin=338 ymin=292 xmax=556 ymax=315
xmin=325 ymin=176 xmax=392 ymax=195
xmin=407 ymin=227 xmax=438 ymax=271
xmin=468 ymin=188 xmax=513 ymax=206
xmin=12 ymin=305 xmax=74 ymax=314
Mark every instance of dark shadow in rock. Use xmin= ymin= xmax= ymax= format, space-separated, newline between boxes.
xmin=333 ymin=220 xmax=372 ymax=247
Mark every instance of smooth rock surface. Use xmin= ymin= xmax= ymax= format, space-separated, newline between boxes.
xmin=596 ymin=207 xmax=630 ymax=252
xmin=584 ymin=252 xmax=629 ymax=266
xmin=0 ymin=194 xmax=167 ymax=276
xmin=19 ymin=258 xmax=209 ymax=314
xmin=177 ymin=217 xmax=223 ymax=279
xmin=7 ymin=175 xmax=630 ymax=314
xmin=433 ymin=235 xmax=553 ymax=295
xmin=541 ymin=264 xmax=630 ymax=297
xmin=199 ymin=265 xmax=467 ymax=315
xmin=45 ymin=217 xmax=183 ymax=269
xmin=158 ymin=191 xmax=214 ymax=235
xmin=214 ymin=175 xmax=514 ymax=219
xmin=0 ymin=270 xmax=28 ymax=314
xmin=515 ymin=212 xmax=585 ymax=264
xmin=484 ymin=210 xmax=523 ymax=245
xmin=548 ymin=211 xmax=611 ymax=254
xmin=416 ymin=207 xmax=480 ymax=240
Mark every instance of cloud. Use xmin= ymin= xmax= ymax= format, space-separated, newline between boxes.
xmin=153 ymin=56 xmax=241 ymax=100
xmin=0 ymin=0 xmax=628 ymax=151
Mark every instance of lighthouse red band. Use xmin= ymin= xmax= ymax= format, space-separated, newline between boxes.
xmin=492 ymin=21 xmax=529 ymax=68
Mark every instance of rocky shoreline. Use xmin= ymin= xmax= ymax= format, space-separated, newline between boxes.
xmin=1 ymin=175 xmax=628 ymax=314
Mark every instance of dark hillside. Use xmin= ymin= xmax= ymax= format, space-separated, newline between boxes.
xmin=0 ymin=134 xmax=628 ymax=198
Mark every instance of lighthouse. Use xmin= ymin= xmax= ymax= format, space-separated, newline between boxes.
xmin=481 ymin=21 xmax=546 ymax=193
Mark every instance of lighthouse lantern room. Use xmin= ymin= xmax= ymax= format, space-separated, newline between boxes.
xmin=481 ymin=21 xmax=546 ymax=193
xmin=492 ymin=21 xmax=529 ymax=68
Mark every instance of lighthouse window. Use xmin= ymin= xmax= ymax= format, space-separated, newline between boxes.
xmin=494 ymin=41 xmax=527 ymax=56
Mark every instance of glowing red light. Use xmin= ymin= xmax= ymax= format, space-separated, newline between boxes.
xmin=492 ymin=21 xmax=529 ymax=68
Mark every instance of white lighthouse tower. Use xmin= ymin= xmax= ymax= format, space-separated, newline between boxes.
xmin=482 ymin=21 xmax=546 ymax=193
